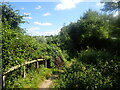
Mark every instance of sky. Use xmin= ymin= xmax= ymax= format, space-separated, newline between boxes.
xmin=9 ymin=0 xmax=105 ymax=36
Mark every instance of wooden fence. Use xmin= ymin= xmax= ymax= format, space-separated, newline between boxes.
xmin=2 ymin=58 xmax=50 ymax=88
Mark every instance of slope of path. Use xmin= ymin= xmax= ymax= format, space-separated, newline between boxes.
xmin=39 ymin=74 xmax=59 ymax=89
xmin=39 ymin=65 xmax=71 ymax=89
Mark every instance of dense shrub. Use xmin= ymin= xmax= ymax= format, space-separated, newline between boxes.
xmin=55 ymin=49 xmax=120 ymax=89
xmin=78 ymin=48 xmax=115 ymax=65
xmin=59 ymin=10 xmax=110 ymax=52
xmin=55 ymin=62 xmax=112 ymax=89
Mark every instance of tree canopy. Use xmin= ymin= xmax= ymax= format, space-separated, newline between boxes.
xmin=101 ymin=0 xmax=120 ymax=12
xmin=59 ymin=9 xmax=110 ymax=53
xmin=1 ymin=2 xmax=25 ymax=33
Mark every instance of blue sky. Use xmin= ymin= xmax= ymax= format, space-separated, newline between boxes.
xmin=9 ymin=0 xmax=104 ymax=36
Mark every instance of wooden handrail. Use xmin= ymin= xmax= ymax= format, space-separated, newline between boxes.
xmin=2 ymin=58 xmax=50 ymax=88
xmin=3 ymin=59 xmax=47 ymax=75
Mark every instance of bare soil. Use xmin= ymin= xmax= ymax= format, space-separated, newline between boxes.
xmin=38 ymin=74 xmax=59 ymax=89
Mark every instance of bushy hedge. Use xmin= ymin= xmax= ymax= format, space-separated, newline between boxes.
xmin=55 ymin=49 xmax=120 ymax=89
xmin=2 ymin=25 xmax=64 ymax=71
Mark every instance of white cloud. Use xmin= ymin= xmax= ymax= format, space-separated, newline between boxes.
xmin=35 ymin=5 xmax=42 ymax=9
xmin=55 ymin=0 xmax=83 ymax=10
xmin=27 ymin=27 xmax=41 ymax=36
xmin=29 ymin=27 xmax=40 ymax=31
xmin=43 ymin=12 xmax=51 ymax=16
xmin=27 ymin=27 xmax=61 ymax=36
xmin=96 ymin=2 xmax=104 ymax=6
xmin=23 ymin=13 xmax=31 ymax=15
xmin=23 ymin=13 xmax=32 ymax=19
xmin=43 ymin=28 xmax=61 ymax=36
xmin=23 ymin=17 xmax=32 ymax=19
xmin=113 ymin=11 xmax=119 ymax=17
xmin=34 ymin=22 xmax=53 ymax=26
xmin=21 ymin=8 xmax=24 ymax=9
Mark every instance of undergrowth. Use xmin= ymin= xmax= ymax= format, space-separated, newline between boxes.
xmin=7 ymin=67 xmax=52 ymax=88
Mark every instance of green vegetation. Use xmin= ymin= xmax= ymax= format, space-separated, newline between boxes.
xmin=6 ymin=68 xmax=52 ymax=88
xmin=1 ymin=1 xmax=120 ymax=89
xmin=53 ymin=1 xmax=120 ymax=89
xmin=54 ymin=49 xmax=120 ymax=89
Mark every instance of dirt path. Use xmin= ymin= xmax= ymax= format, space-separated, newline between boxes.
xmin=39 ymin=74 xmax=59 ymax=89
xmin=39 ymin=78 xmax=53 ymax=88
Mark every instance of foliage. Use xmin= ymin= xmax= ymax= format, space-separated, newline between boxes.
xmin=77 ymin=48 xmax=117 ymax=65
xmin=55 ymin=49 xmax=120 ymax=89
xmin=101 ymin=0 xmax=120 ymax=38
xmin=55 ymin=62 xmax=111 ymax=89
xmin=1 ymin=3 xmax=66 ymax=89
xmin=1 ymin=2 xmax=25 ymax=33
xmin=5 ymin=68 xmax=52 ymax=88
xmin=2 ymin=18 xmax=64 ymax=72
xmin=33 ymin=36 xmax=47 ymax=43
xmin=109 ymin=14 xmax=120 ymax=38
xmin=101 ymin=0 xmax=120 ymax=12
xmin=59 ymin=9 xmax=110 ymax=53
xmin=2 ymin=24 xmax=41 ymax=71
xmin=45 ymin=35 xmax=60 ymax=46
xmin=2 ymin=2 xmax=120 ymax=89
xmin=33 ymin=35 xmax=67 ymax=68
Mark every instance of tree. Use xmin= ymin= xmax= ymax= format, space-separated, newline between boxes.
xmin=59 ymin=25 xmax=74 ymax=54
xmin=59 ymin=10 xmax=110 ymax=51
xmin=101 ymin=0 xmax=120 ymax=38
xmin=101 ymin=0 xmax=120 ymax=12
xmin=0 ymin=2 xmax=25 ymax=33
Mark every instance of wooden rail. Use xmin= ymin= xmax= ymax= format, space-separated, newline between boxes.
xmin=2 ymin=58 xmax=49 ymax=88
xmin=3 ymin=59 xmax=45 ymax=75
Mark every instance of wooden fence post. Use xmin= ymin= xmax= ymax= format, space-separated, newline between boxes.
xmin=23 ymin=66 xmax=26 ymax=78
xmin=44 ymin=59 xmax=46 ymax=68
xmin=3 ymin=58 xmax=45 ymax=83
xmin=3 ymin=75 xmax=5 ymax=88
xmin=45 ymin=60 xmax=47 ymax=68
xmin=36 ymin=61 xmax=39 ymax=69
